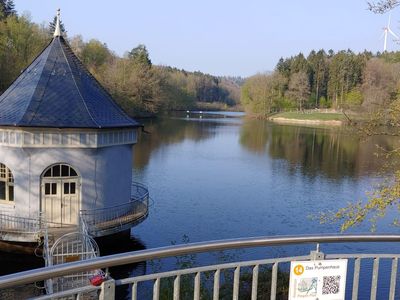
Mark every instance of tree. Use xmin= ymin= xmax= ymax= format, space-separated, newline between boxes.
xmin=0 ymin=0 xmax=15 ymax=19
xmin=128 ymin=44 xmax=151 ymax=66
xmin=81 ymin=39 xmax=111 ymax=70
xmin=368 ymin=0 xmax=400 ymax=13
xmin=0 ymin=14 xmax=49 ymax=91
xmin=361 ymin=58 xmax=400 ymax=111
xmin=327 ymin=50 xmax=364 ymax=108
xmin=241 ymin=73 xmax=290 ymax=116
xmin=286 ymin=72 xmax=310 ymax=111
xmin=307 ymin=50 xmax=328 ymax=106
xmin=69 ymin=35 xmax=85 ymax=57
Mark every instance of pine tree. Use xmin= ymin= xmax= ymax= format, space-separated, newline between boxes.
xmin=5 ymin=0 xmax=14 ymax=15
xmin=128 ymin=45 xmax=152 ymax=66
xmin=0 ymin=0 xmax=16 ymax=19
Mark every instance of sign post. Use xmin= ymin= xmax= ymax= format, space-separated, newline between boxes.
xmin=288 ymin=259 xmax=348 ymax=300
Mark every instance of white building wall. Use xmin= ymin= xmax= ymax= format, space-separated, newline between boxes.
xmin=0 ymin=143 xmax=134 ymax=218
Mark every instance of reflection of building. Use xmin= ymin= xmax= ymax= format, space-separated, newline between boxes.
xmin=0 ymin=11 xmax=148 ymax=244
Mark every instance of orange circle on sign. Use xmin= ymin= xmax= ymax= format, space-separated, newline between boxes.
xmin=294 ymin=264 xmax=304 ymax=276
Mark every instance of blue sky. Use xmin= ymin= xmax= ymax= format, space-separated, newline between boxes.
xmin=15 ymin=0 xmax=400 ymax=77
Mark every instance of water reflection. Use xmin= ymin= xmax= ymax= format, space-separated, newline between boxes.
xmin=239 ymin=120 xmax=399 ymax=179
xmin=135 ymin=114 xmax=398 ymax=180
xmin=134 ymin=115 xmax=240 ymax=170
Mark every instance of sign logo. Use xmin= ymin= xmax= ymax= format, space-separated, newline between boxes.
xmin=293 ymin=264 xmax=304 ymax=275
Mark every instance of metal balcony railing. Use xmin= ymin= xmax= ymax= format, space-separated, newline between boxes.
xmin=79 ymin=182 xmax=149 ymax=237
xmin=0 ymin=234 xmax=400 ymax=300
xmin=0 ymin=213 xmax=41 ymax=234
xmin=0 ymin=213 xmax=43 ymax=242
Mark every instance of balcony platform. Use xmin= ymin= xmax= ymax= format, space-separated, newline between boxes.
xmin=0 ymin=183 xmax=149 ymax=246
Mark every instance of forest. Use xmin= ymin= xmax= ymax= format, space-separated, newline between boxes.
xmin=0 ymin=1 xmax=242 ymax=117
xmin=241 ymin=49 xmax=400 ymax=118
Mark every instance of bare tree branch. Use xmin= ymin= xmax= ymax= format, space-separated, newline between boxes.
xmin=368 ymin=0 xmax=400 ymax=13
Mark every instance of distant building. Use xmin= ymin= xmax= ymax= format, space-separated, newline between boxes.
xmin=0 ymin=11 xmax=148 ymax=243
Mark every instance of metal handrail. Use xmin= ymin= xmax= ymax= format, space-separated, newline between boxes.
xmin=0 ymin=234 xmax=400 ymax=289
xmin=131 ymin=181 xmax=150 ymax=201
xmin=0 ymin=213 xmax=41 ymax=234
xmin=79 ymin=182 xmax=149 ymax=236
xmin=79 ymin=183 xmax=148 ymax=214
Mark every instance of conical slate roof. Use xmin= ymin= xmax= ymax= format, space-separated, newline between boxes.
xmin=0 ymin=36 xmax=139 ymax=129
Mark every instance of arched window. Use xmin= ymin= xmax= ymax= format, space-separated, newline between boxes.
xmin=0 ymin=163 xmax=14 ymax=202
xmin=43 ymin=164 xmax=78 ymax=178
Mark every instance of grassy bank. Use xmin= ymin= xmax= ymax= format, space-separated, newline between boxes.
xmin=272 ymin=111 xmax=345 ymax=121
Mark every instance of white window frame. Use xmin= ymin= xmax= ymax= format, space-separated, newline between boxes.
xmin=0 ymin=163 xmax=14 ymax=204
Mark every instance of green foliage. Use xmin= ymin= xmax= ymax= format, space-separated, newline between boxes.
xmin=81 ymin=39 xmax=111 ymax=69
xmin=0 ymin=14 xmax=50 ymax=91
xmin=319 ymin=96 xmax=332 ymax=108
xmin=345 ymin=88 xmax=363 ymax=107
xmin=128 ymin=44 xmax=151 ymax=66
xmin=242 ymin=48 xmax=397 ymax=116
xmin=241 ymin=73 xmax=287 ymax=116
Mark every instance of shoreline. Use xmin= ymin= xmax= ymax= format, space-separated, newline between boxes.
xmin=268 ymin=116 xmax=343 ymax=126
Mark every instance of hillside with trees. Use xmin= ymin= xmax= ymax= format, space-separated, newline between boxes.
xmin=0 ymin=2 xmax=242 ymax=118
xmin=241 ymin=49 xmax=400 ymax=120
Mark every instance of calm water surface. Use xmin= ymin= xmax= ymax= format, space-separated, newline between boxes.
xmin=133 ymin=112 xmax=399 ymax=245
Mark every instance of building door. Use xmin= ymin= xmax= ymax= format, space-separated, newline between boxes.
xmin=41 ymin=164 xmax=81 ymax=226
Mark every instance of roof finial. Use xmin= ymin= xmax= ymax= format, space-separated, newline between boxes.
xmin=53 ymin=8 xmax=61 ymax=37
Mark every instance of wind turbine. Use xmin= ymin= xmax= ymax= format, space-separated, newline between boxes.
xmin=382 ymin=14 xmax=399 ymax=52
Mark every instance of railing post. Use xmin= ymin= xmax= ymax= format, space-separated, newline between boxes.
xmin=352 ymin=258 xmax=361 ymax=300
xmin=251 ymin=265 xmax=259 ymax=300
xmin=99 ymin=279 xmax=115 ymax=300
xmin=270 ymin=263 xmax=278 ymax=300
xmin=389 ymin=258 xmax=398 ymax=300
xmin=370 ymin=258 xmax=379 ymax=300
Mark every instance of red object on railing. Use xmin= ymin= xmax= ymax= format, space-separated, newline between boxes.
xmin=89 ymin=273 xmax=106 ymax=286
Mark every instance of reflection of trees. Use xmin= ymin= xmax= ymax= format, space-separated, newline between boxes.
xmin=133 ymin=117 xmax=227 ymax=169
xmin=240 ymin=120 xmax=399 ymax=179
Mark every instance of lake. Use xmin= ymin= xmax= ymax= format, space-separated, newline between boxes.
xmin=133 ymin=112 xmax=399 ymax=245
xmin=1 ymin=111 xmax=400 ymax=298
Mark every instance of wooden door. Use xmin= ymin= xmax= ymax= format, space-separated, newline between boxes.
xmin=61 ymin=179 xmax=80 ymax=225
xmin=42 ymin=179 xmax=80 ymax=225
xmin=42 ymin=180 xmax=62 ymax=224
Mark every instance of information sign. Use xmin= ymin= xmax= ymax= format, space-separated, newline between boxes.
xmin=288 ymin=259 xmax=348 ymax=300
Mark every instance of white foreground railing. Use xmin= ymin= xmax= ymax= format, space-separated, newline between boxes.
xmin=0 ymin=234 xmax=400 ymax=299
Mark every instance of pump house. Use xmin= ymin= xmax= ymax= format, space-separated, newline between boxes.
xmin=0 ymin=11 xmax=149 ymax=243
